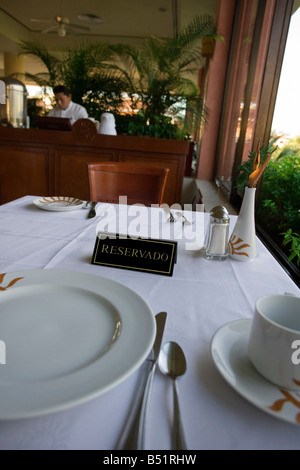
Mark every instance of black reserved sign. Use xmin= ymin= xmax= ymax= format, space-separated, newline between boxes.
xmin=91 ymin=233 xmax=177 ymax=276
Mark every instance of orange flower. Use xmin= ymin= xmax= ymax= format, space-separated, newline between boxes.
xmin=248 ymin=143 xmax=277 ymax=188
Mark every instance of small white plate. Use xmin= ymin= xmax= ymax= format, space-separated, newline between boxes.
xmin=33 ymin=196 xmax=84 ymax=211
xmin=211 ymin=319 xmax=300 ymax=426
xmin=0 ymin=269 xmax=155 ymax=419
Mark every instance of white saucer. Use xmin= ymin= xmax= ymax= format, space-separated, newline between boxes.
xmin=211 ymin=319 xmax=300 ymax=426
xmin=33 ymin=196 xmax=84 ymax=211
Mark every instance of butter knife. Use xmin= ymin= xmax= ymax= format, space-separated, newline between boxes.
xmin=116 ymin=311 xmax=167 ymax=450
xmin=87 ymin=201 xmax=97 ymax=218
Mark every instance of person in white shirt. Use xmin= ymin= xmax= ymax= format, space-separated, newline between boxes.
xmin=48 ymin=86 xmax=88 ymax=125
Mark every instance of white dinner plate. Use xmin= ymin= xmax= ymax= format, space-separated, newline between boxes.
xmin=211 ymin=319 xmax=300 ymax=426
xmin=33 ymin=196 xmax=84 ymax=211
xmin=0 ymin=269 xmax=156 ymax=419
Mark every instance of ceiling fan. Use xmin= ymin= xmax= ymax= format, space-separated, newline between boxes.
xmin=30 ymin=15 xmax=91 ymax=37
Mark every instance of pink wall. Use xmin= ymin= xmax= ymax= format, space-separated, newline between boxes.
xmin=197 ymin=0 xmax=236 ymax=180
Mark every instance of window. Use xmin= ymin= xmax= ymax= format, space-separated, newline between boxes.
xmin=198 ymin=0 xmax=299 ymax=285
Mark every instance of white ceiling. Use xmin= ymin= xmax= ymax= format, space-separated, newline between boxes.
xmin=0 ymin=0 xmax=217 ymax=76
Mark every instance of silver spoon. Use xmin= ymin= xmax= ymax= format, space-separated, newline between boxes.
xmin=158 ymin=341 xmax=187 ymax=450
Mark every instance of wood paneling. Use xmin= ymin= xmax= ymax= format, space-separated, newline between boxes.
xmin=0 ymin=126 xmax=188 ymax=205
xmin=54 ymin=147 xmax=114 ymax=199
xmin=0 ymin=142 xmax=52 ymax=204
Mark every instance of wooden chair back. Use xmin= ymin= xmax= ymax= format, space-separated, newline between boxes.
xmin=87 ymin=162 xmax=169 ymax=206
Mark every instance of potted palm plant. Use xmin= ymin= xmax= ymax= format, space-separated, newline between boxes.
xmin=18 ymin=14 xmax=219 ymax=138
xmin=18 ymin=39 xmax=131 ymax=122
xmin=110 ymin=14 xmax=219 ymax=139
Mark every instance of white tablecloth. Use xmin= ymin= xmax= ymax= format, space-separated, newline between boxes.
xmin=0 ymin=196 xmax=299 ymax=450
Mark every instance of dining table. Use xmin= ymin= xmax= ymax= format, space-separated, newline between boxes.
xmin=0 ymin=194 xmax=299 ymax=452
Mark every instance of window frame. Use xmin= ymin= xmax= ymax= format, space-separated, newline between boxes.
xmin=199 ymin=0 xmax=298 ymax=286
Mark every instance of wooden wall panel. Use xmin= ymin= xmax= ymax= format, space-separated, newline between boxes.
xmin=0 ymin=143 xmax=51 ymax=204
xmin=0 ymin=126 xmax=188 ymax=206
xmin=54 ymin=148 xmax=115 ymax=200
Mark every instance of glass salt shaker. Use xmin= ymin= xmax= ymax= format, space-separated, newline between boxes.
xmin=205 ymin=206 xmax=230 ymax=260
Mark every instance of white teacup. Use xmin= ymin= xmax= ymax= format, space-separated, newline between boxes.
xmin=248 ymin=294 xmax=300 ymax=391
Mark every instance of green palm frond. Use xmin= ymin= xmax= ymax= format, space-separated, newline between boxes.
xmin=20 ymin=72 xmax=52 ymax=88
xmin=18 ymin=14 xmax=222 ymax=138
xmin=109 ymin=14 xmax=219 ymax=130
xmin=18 ymin=40 xmax=60 ymax=86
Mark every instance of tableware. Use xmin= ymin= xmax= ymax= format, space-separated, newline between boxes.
xmin=98 ymin=112 xmax=117 ymax=135
xmin=33 ymin=196 xmax=84 ymax=211
xmin=211 ymin=319 xmax=300 ymax=426
xmin=0 ymin=269 xmax=156 ymax=419
xmin=248 ymin=294 xmax=300 ymax=391
xmin=176 ymin=212 xmax=192 ymax=226
xmin=87 ymin=201 xmax=97 ymax=218
xmin=116 ymin=311 xmax=167 ymax=450
xmin=168 ymin=210 xmax=177 ymax=223
xmin=205 ymin=206 xmax=230 ymax=260
xmin=158 ymin=341 xmax=188 ymax=449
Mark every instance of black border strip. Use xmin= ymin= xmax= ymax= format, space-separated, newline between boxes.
xmin=256 ymin=224 xmax=300 ymax=288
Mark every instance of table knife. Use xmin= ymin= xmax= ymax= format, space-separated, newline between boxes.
xmin=87 ymin=201 xmax=97 ymax=218
xmin=116 ymin=311 xmax=167 ymax=450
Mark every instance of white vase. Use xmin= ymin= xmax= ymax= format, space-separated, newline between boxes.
xmin=228 ymin=187 xmax=256 ymax=261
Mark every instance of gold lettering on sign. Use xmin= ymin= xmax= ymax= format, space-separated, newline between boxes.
xmin=100 ymin=244 xmax=169 ymax=261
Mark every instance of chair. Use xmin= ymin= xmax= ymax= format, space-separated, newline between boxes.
xmin=87 ymin=162 xmax=169 ymax=206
